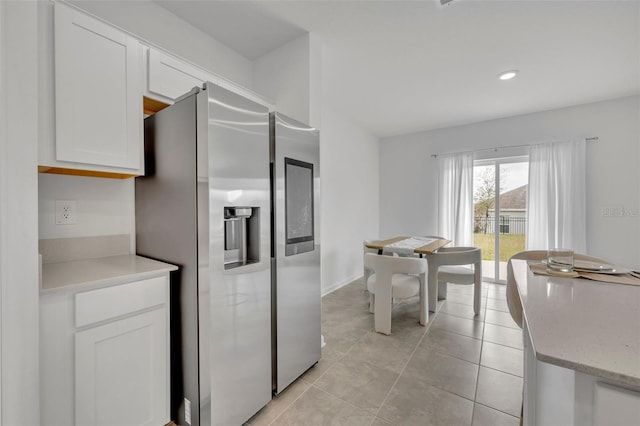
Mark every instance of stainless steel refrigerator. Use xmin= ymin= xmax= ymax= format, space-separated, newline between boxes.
xmin=136 ymin=83 xmax=320 ymax=426
xmin=270 ymin=112 xmax=321 ymax=395
xmin=136 ymin=82 xmax=271 ymax=426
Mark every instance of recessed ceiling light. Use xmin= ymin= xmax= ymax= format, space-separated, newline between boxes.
xmin=498 ymin=70 xmax=519 ymax=81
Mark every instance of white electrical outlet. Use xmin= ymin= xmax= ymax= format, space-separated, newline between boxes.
xmin=184 ymin=398 xmax=192 ymax=425
xmin=55 ymin=200 xmax=77 ymax=225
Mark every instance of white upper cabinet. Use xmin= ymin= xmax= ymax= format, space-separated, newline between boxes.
xmin=53 ymin=3 xmax=142 ymax=174
xmin=145 ymin=47 xmax=210 ymax=103
xmin=143 ymin=45 xmax=274 ymax=110
xmin=40 ymin=273 xmax=171 ymax=426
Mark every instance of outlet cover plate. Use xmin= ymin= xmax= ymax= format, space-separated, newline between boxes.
xmin=55 ymin=200 xmax=77 ymax=225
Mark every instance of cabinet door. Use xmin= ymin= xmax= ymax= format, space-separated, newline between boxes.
xmin=594 ymin=382 xmax=640 ymax=426
xmin=145 ymin=47 xmax=274 ymax=109
xmin=147 ymin=48 xmax=211 ymax=102
xmin=75 ymin=309 xmax=168 ymax=426
xmin=55 ymin=3 xmax=142 ymax=170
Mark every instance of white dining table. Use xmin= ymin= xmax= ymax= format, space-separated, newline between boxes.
xmin=365 ymin=236 xmax=451 ymax=256
xmin=366 ymin=236 xmax=459 ymax=314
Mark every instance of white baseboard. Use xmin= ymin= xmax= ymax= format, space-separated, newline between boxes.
xmin=322 ymin=273 xmax=362 ymax=297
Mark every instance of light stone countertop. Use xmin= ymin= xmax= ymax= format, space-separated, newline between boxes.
xmin=512 ymin=259 xmax=640 ymax=387
xmin=41 ymin=254 xmax=178 ymax=293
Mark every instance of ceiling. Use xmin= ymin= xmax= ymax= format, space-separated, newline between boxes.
xmin=154 ymin=0 xmax=640 ymax=138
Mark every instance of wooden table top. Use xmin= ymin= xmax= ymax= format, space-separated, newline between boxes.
xmin=365 ymin=236 xmax=451 ymax=255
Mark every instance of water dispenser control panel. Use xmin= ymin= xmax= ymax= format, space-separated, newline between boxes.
xmin=224 ymin=207 xmax=260 ymax=269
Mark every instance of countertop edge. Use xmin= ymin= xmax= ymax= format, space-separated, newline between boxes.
xmin=514 ymin=259 xmax=640 ymax=387
xmin=536 ymin=352 xmax=640 ymax=388
xmin=40 ymin=255 xmax=179 ymax=294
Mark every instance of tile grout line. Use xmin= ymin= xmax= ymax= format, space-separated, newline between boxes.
xmin=371 ymin=284 xmax=493 ymax=425
xmin=478 ymin=364 xmax=524 ymax=379
xmin=262 ymin=386 xmax=310 ymax=426
xmin=473 ymin=283 xmax=526 ymax=421
xmin=437 ymin=313 xmax=523 ymax=351
xmin=263 ymin=281 xmax=515 ymax=426
xmin=312 ymin=384 xmax=384 ymax=422
xmin=370 ymin=306 xmax=439 ymax=425
xmin=474 ymin=401 xmax=522 ymax=420
xmin=434 ymin=315 xmax=521 ymax=344
xmin=290 ymin=300 xmax=401 ymax=426
xmin=264 ymin=321 xmax=372 ymax=426
xmin=470 ymin=293 xmax=488 ymax=426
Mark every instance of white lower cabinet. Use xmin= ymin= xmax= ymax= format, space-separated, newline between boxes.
xmin=40 ymin=274 xmax=170 ymax=426
xmin=593 ymin=381 xmax=640 ymax=426
xmin=523 ymin=322 xmax=640 ymax=426
xmin=75 ymin=309 xmax=167 ymax=426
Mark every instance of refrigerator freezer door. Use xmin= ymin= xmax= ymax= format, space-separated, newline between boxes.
xmin=199 ymin=83 xmax=272 ymax=425
xmin=136 ymin=95 xmax=200 ymax=426
xmin=272 ymin=112 xmax=321 ymax=394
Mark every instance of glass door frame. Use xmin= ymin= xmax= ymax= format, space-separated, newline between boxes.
xmin=474 ymin=154 xmax=529 ymax=284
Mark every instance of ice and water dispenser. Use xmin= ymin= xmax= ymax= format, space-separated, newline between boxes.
xmin=224 ymin=207 xmax=260 ymax=269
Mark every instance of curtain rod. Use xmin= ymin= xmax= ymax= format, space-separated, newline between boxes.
xmin=430 ymin=137 xmax=598 ymax=159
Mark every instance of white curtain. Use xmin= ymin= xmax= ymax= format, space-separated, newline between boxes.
xmin=526 ymin=139 xmax=586 ymax=252
xmin=438 ymin=152 xmax=474 ymax=246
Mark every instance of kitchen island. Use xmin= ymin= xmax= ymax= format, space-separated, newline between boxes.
xmin=512 ymin=259 xmax=640 ymax=426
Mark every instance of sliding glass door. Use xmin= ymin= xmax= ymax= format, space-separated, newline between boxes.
xmin=473 ymin=156 xmax=528 ymax=283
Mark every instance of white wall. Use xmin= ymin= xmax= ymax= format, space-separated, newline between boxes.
xmin=68 ymin=0 xmax=253 ymax=88
xmin=0 ymin=1 xmax=41 ymax=423
xmin=1 ymin=4 xmax=4 ymax=418
xmin=380 ymin=96 xmax=640 ymax=269
xmin=308 ymin=34 xmax=323 ymax=130
xmin=38 ymin=174 xmax=135 ymax=244
xmin=320 ymin=106 xmax=379 ymax=294
xmin=254 ymin=34 xmax=311 ymax=124
xmin=254 ymin=32 xmax=377 ymax=293
xmin=379 ymin=133 xmax=439 ymax=238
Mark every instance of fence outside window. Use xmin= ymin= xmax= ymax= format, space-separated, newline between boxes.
xmin=474 ymin=216 xmax=526 ymax=235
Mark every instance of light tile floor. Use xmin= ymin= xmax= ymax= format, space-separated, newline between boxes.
xmin=248 ymin=279 xmax=523 ymax=426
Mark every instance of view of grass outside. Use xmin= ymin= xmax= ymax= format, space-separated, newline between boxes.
xmin=473 ymin=160 xmax=529 ymax=280
xmin=473 ymin=233 xmax=525 ymax=262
